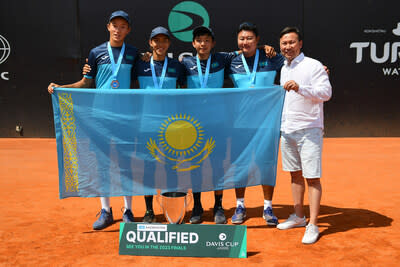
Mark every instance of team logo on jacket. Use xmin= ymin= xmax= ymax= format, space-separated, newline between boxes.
xmin=147 ymin=114 xmax=215 ymax=171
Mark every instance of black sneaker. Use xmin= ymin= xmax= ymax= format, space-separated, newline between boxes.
xmin=213 ymin=206 xmax=227 ymax=224
xmin=93 ymin=208 xmax=114 ymax=230
xmin=143 ymin=210 xmax=156 ymax=223
xmin=189 ymin=206 xmax=203 ymax=224
xmin=122 ymin=209 xmax=134 ymax=223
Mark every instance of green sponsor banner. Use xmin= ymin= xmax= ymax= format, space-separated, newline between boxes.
xmin=119 ymin=223 xmax=247 ymax=258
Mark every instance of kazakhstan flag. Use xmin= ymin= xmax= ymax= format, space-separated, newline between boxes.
xmin=52 ymin=86 xmax=285 ymax=199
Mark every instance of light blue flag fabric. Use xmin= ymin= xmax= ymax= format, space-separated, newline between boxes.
xmin=52 ymin=86 xmax=285 ymax=199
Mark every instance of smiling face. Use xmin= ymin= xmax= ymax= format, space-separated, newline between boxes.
xmin=192 ymin=34 xmax=215 ymax=59
xmin=280 ymin=32 xmax=303 ymax=63
xmin=107 ymin=17 xmax=130 ymax=46
xmin=237 ymin=30 xmax=259 ymax=57
xmin=149 ymin=34 xmax=171 ymax=58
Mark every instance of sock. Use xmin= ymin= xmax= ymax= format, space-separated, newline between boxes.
xmin=214 ymin=193 xmax=223 ymax=207
xmin=100 ymin=197 xmax=111 ymax=212
xmin=236 ymin=198 xmax=245 ymax=208
xmin=193 ymin=192 xmax=202 ymax=208
xmin=144 ymin=195 xmax=153 ymax=211
xmin=264 ymin=199 xmax=272 ymax=210
xmin=124 ymin=196 xmax=132 ymax=211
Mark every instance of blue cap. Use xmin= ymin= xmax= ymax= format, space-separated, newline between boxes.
xmin=109 ymin=10 xmax=131 ymax=26
xmin=149 ymin=26 xmax=171 ymax=40
xmin=193 ymin=26 xmax=215 ymax=40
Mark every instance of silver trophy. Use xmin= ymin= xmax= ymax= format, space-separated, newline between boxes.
xmin=157 ymin=191 xmax=192 ymax=224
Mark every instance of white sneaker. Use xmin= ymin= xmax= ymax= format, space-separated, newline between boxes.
xmin=302 ymin=224 xmax=319 ymax=244
xmin=277 ymin=213 xmax=306 ymax=230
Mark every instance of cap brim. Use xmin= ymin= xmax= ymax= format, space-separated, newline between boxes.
xmin=150 ymin=33 xmax=170 ymax=39
xmin=109 ymin=16 xmax=131 ymax=25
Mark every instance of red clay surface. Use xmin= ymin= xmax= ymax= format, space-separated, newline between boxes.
xmin=0 ymin=138 xmax=399 ymax=266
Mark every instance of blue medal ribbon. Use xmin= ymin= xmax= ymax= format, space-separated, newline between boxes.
xmin=150 ymin=56 xmax=168 ymax=89
xmin=241 ymin=49 xmax=259 ymax=87
xmin=107 ymin=42 xmax=125 ymax=88
xmin=196 ymin=55 xmax=211 ymax=88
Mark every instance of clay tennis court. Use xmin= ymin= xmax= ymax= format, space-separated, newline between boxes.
xmin=0 ymin=138 xmax=399 ymax=266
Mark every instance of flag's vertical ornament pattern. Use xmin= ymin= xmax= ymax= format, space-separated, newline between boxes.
xmin=59 ymin=93 xmax=79 ymax=192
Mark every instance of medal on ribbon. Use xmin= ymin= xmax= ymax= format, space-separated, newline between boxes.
xmin=241 ymin=49 xmax=259 ymax=88
xmin=196 ymin=55 xmax=211 ymax=88
xmin=111 ymin=80 xmax=120 ymax=89
xmin=107 ymin=42 xmax=125 ymax=89
xmin=150 ymin=56 xmax=168 ymax=89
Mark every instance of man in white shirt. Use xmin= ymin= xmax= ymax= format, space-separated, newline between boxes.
xmin=277 ymin=27 xmax=332 ymax=244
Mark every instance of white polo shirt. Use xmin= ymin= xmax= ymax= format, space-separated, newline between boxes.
xmin=280 ymin=53 xmax=332 ymax=134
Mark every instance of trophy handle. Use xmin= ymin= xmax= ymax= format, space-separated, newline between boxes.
xmin=164 ymin=210 xmax=173 ymax=224
xmin=185 ymin=189 xmax=193 ymax=211
xmin=155 ymin=189 xmax=163 ymax=213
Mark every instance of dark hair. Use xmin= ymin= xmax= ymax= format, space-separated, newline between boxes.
xmin=192 ymin=28 xmax=215 ymax=41
xmin=279 ymin=26 xmax=302 ymax=41
xmin=237 ymin=22 xmax=258 ymax=37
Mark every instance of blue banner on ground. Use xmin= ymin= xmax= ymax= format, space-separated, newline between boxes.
xmin=52 ymin=87 xmax=285 ymax=198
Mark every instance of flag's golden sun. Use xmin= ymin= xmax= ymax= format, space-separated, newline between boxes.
xmin=158 ymin=114 xmax=204 ymax=157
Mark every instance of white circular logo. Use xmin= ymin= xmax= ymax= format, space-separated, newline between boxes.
xmin=0 ymin=35 xmax=11 ymax=65
xmin=219 ymin=233 xmax=227 ymax=241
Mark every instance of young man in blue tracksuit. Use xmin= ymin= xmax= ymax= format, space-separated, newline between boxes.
xmin=181 ymin=26 xmax=236 ymax=225
xmin=133 ymin=26 xmax=186 ymax=223
xmin=48 ymin=10 xmax=139 ymax=230
xmin=228 ymin=22 xmax=285 ymax=226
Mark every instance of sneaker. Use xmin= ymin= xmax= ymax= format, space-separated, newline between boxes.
xmin=189 ymin=206 xmax=204 ymax=224
xmin=93 ymin=208 xmax=114 ymax=230
xmin=263 ymin=207 xmax=279 ymax=226
xmin=213 ymin=206 xmax=227 ymax=224
xmin=143 ymin=210 xmax=156 ymax=223
xmin=231 ymin=206 xmax=246 ymax=224
xmin=302 ymin=224 xmax=320 ymax=244
xmin=277 ymin=213 xmax=307 ymax=230
xmin=122 ymin=209 xmax=134 ymax=223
